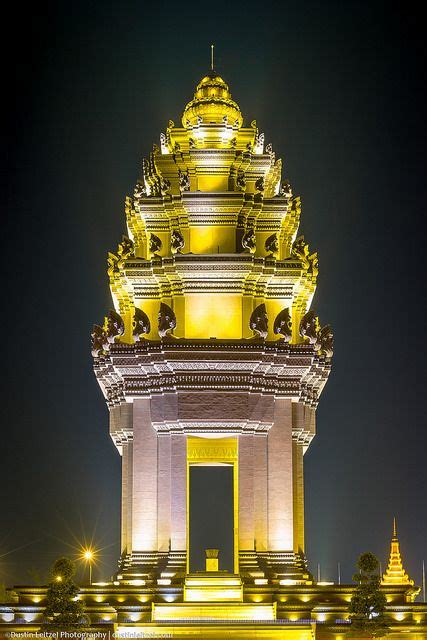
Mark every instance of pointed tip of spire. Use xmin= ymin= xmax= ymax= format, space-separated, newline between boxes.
xmin=393 ymin=516 xmax=397 ymax=538
xmin=210 ymin=43 xmax=215 ymax=72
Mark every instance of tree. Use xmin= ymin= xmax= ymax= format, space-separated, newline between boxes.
xmin=349 ymin=552 xmax=389 ymax=637
xmin=43 ymin=557 xmax=89 ymax=630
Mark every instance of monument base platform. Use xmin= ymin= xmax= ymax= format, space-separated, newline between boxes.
xmin=1 ymin=579 xmax=425 ymax=639
xmin=115 ymin=622 xmax=315 ymax=639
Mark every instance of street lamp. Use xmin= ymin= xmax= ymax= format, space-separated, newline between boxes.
xmin=81 ymin=548 xmax=95 ymax=585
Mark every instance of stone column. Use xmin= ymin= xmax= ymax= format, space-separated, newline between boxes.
xmin=110 ymin=403 xmax=133 ymax=556
xmin=292 ymin=441 xmax=304 ymax=553
xmin=238 ymin=434 xmax=255 ymax=550
xmin=121 ymin=442 xmax=132 ymax=555
xmin=157 ymin=433 xmax=171 ymax=552
xmin=170 ymin=434 xmax=187 ymax=551
xmin=132 ymin=398 xmax=157 ymax=550
xmin=254 ymin=433 xmax=268 ymax=551
xmin=126 ymin=442 xmax=133 ymax=552
xmin=267 ymin=398 xmax=293 ymax=550
xmin=292 ymin=402 xmax=307 ymax=554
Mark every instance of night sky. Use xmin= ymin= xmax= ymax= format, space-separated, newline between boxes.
xmin=2 ymin=1 xmax=426 ymax=588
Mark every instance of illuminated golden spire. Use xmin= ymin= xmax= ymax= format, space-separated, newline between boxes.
xmin=381 ymin=518 xmax=414 ymax=586
xmin=182 ymin=69 xmax=243 ymax=128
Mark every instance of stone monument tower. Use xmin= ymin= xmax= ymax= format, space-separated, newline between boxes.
xmin=92 ymin=69 xmax=333 ymax=586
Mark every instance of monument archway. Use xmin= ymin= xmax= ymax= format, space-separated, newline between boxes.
xmin=188 ymin=465 xmax=234 ymax=571
xmin=186 ymin=436 xmax=239 ymax=574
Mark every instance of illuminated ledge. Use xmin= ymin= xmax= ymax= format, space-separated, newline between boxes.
xmin=185 ymin=574 xmax=241 ymax=586
xmin=184 ymin=573 xmax=243 ymax=602
xmin=152 ymin=601 xmax=277 ymax=621
xmin=117 ymin=622 xmax=314 ymax=640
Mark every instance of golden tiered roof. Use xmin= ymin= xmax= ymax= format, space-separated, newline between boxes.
xmin=382 ymin=518 xmax=414 ymax=586
xmin=99 ymin=70 xmax=330 ymax=346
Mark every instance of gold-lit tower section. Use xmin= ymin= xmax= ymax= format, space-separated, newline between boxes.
xmin=92 ymin=69 xmax=333 ymax=584
xmin=107 ymin=71 xmax=322 ymax=343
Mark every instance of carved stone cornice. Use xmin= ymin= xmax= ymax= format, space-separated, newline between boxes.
xmin=94 ymin=339 xmax=330 ymax=416
xmin=118 ymin=253 xmax=313 ymax=301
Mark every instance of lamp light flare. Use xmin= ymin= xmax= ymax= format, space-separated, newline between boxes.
xmin=80 ymin=547 xmax=97 ymax=585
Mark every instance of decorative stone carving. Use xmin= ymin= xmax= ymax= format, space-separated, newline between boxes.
xmin=141 ymin=158 xmax=153 ymax=194
xmin=273 ymin=308 xmax=292 ymax=342
xmin=133 ymin=307 xmax=151 ymax=341
xmin=242 ymin=229 xmax=256 ymax=253
xmin=187 ymin=440 xmax=238 ymax=462
xmin=279 ymin=181 xmax=292 ymax=198
xmin=104 ymin=309 xmax=125 ymax=343
xmin=290 ymin=235 xmax=318 ymax=275
xmin=308 ymin=253 xmax=319 ymax=276
xmin=265 ymin=233 xmax=279 ymax=256
xmin=266 ymin=143 xmax=273 ymax=155
xmin=159 ymin=132 xmax=167 ymax=153
xmin=255 ymin=176 xmax=265 ymax=193
xmin=171 ymin=229 xmax=185 ymax=254
xmin=315 ymin=324 xmax=334 ymax=358
xmin=107 ymin=237 xmax=134 ymax=278
xmin=142 ymin=149 xmax=171 ymax=198
xmin=236 ymin=171 xmax=246 ymax=191
xmin=91 ymin=325 xmax=108 ymax=357
xmin=254 ymin=132 xmax=265 ymax=153
xmin=160 ymin=177 xmax=171 ymax=196
xmin=178 ymin=169 xmax=190 ymax=192
xmin=158 ymin=302 xmax=176 ymax=338
xmin=133 ymin=181 xmax=146 ymax=200
xmin=249 ymin=303 xmax=268 ymax=339
xmin=117 ymin=236 xmax=134 ymax=261
xmin=149 ymin=233 xmax=162 ymax=255
xmin=107 ymin=252 xmax=119 ymax=276
xmin=291 ymin=235 xmax=310 ymax=263
xmin=299 ymin=310 xmax=320 ymax=344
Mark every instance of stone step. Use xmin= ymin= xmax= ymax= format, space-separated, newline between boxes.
xmin=184 ymin=572 xmax=243 ymax=602
xmin=152 ymin=601 xmax=277 ymax=622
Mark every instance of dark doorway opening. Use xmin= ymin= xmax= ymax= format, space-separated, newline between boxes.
xmin=189 ymin=465 xmax=234 ymax=572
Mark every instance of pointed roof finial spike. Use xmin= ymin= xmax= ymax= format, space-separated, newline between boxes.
xmin=393 ymin=516 xmax=397 ymax=537
xmin=211 ymin=44 xmax=214 ymax=71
